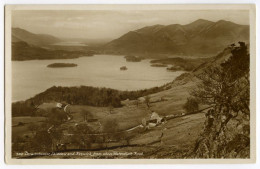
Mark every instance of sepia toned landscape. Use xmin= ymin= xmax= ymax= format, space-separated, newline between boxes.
xmin=10 ymin=8 xmax=251 ymax=159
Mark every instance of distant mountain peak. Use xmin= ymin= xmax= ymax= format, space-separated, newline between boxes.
xmin=216 ymin=19 xmax=229 ymax=23
xmin=189 ymin=19 xmax=213 ymax=24
xmin=136 ymin=24 xmax=164 ymax=34
xmin=184 ymin=19 xmax=214 ymax=29
xmin=215 ymin=19 xmax=244 ymax=26
xmin=105 ymin=19 xmax=249 ymax=56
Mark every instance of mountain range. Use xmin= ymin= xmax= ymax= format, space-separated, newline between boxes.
xmin=12 ymin=28 xmax=62 ymax=46
xmin=104 ymin=19 xmax=249 ymax=56
xmin=11 ymin=28 xmax=97 ymax=60
xmin=12 ymin=19 xmax=249 ymax=59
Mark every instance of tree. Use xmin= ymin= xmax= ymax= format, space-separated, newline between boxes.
xmin=103 ymin=118 xmax=119 ymax=133
xmin=183 ymin=97 xmax=199 ymax=114
xmin=47 ymin=108 xmax=67 ymax=126
xmin=108 ymin=104 xmax=114 ymax=114
xmin=190 ymin=42 xmax=250 ymax=158
xmin=144 ymin=95 xmax=151 ymax=108
xmin=49 ymin=128 xmax=63 ymax=151
xmin=74 ymin=123 xmax=95 ymax=148
xmin=28 ymin=123 xmax=39 ymax=136
xmin=12 ymin=136 xmax=26 ymax=152
xmin=81 ymin=110 xmax=91 ymax=122
xmin=134 ymin=100 xmax=139 ymax=107
xmin=43 ymin=108 xmax=67 ymax=151
xmin=32 ymin=130 xmax=52 ymax=152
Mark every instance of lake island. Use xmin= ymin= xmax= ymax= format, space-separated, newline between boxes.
xmin=47 ymin=63 xmax=78 ymax=68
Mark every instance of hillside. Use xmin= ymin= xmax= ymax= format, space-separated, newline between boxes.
xmin=12 ymin=27 xmax=62 ymax=46
xmin=12 ymin=41 xmax=94 ymax=61
xmin=11 ymin=42 xmax=250 ymax=158
xmin=150 ymin=57 xmax=212 ymax=71
xmin=104 ymin=19 xmax=249 ymax=57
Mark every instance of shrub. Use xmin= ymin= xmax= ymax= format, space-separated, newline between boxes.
xmin=144 ymin=95 xmax=151 ymax=108
xmin=183 ymin=97 xmax=199 ymax=114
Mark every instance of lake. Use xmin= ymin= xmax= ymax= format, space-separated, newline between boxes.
xmin=12 ymin=55 xmax=184 ymax=101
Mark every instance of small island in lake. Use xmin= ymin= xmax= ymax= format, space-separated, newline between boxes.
xmin=47 ymin=63 xmax=78 ymax=68
xmin=124 ymin=55 xmax=141 ymax=62
xmin=120 ymin=66 xmax=128 ymax=70
xmin=150 ymin=63 xmax=167 ymax=67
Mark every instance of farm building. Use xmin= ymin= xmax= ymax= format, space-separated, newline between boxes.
xmin=150 ymin=112 xmax=163 ymax=124
xmin=141 ymin=112 xmax=164 ymax=129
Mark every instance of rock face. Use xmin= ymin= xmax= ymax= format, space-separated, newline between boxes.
xmin=104 ymin=19 xmax=249 ymax=56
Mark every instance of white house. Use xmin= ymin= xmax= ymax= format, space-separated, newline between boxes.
xmin=150 ymin=112 xmax=163 ymax=124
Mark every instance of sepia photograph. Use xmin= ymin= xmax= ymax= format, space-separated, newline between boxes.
xmin=4 ymin=4 xmax=256 ymax=164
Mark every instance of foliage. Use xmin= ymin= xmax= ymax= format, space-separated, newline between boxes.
xmin=134 ymin=100 xmax=139 ymax=107
xmin=81 ymin=110 xmax=92 ymax=122
xmin=31 ymin=129 xmax=52 ymax=152
xmin=183 ymin=97 xmax=199 ymax=114
xmin=27 ymin=123 xmax=39 ymax=136
xmin=47 ymin=108 xmax=68 ymax=126
xmin=144 ymin=95 xmax=151 ymax=108
xmin=12 ymin=85 xmax=166 ymax=117
xmin=12 ymin=101 xmax=36 ymax=117
xmin=124 ymin=55 xmax=141 ymax=62
xmin=103 ymin=118 xmax=119 ymax=133
xmin=189 ymin=42 xmax=250 ymax=158
xmin=12 ymin=136 xmax=27 ymax=152
xmin=151 ymin=57 xmax=211 ymax=71
xmin=47 ymin=63 xmax=77 ymax=68
xmin=72 ymin=123 xmax=97 ymax=148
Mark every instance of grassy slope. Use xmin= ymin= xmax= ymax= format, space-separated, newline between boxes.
xmin=149 ymin=78 xmax=196 ymax=116
xmin=13 ymin=70 xmax=204 ymax=159
xmin=12 ymin=44 xmax=236 ymax=158
xmin=68 ymin=71 xmax=198 ymax=131
xmin=44 ymin=113 xmax=205 ymax=159
xmin=62 ymin=104 xmax=150 ymax=132
xmin=12 ymin=116 xmax=46 ymax=140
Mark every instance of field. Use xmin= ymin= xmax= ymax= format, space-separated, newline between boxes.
xmin=12 ymin=71 xmax=199 ymax=137
xmin=41 ymin=113 xmax=205 ymax=159
xmin=68 ymin=104 xmax=150 ymax=132
xmin=12 ymin=71 xmax=206 ymax=158
xmin=12 ymin=116 xmax=46 ymax=140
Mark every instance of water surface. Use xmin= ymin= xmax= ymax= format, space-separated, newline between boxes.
xmin=12 ymin=55 xmax=184 ymax=101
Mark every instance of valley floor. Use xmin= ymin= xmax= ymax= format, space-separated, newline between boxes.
xmin=12 ymin=72 xmax=207 ymax=159
xmin=16 ymin=113 xmax=205 ymax=159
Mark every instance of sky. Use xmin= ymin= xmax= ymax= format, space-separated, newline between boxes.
xmin=12 ymin=10 xmax=249 ymax=39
